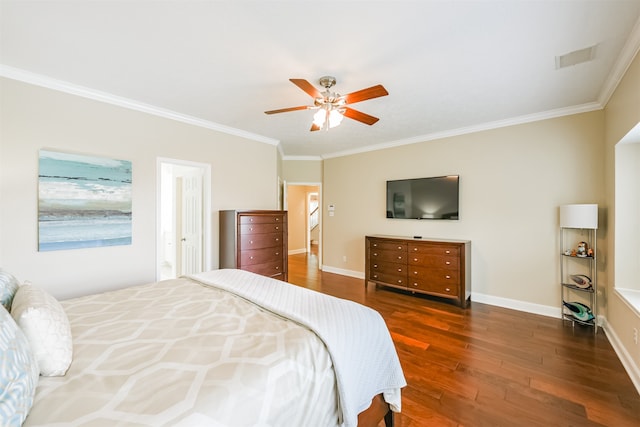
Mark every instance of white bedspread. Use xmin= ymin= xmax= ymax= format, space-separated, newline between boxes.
xmin=190 ymin=269 xmax=407 ymax=427
xmin=25 ymin=277 xmax=340 ymax=426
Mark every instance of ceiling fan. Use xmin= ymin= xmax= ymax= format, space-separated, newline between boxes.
xmin=264 ymin=76 xmax=388 ymax=131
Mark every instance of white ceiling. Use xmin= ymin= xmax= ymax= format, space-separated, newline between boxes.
xmin=2 ymin=1 xmax=640 ymax=159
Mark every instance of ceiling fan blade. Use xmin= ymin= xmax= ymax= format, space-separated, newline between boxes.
xmin=310 ymin=123 xmax=321 ymax=132
xmin=290 ymin=79 xmax=322 ymax=98
xmin=342 ymin=107 xmax=380 ymax=125
xmin=264 ymin=106 xmax=309 ymax=114
xmin=343 ymin=84 xmax=388 ymax=104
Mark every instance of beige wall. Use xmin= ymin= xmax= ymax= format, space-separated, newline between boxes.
xmin=323 ymin=111 xmax=605 ymax=314
xmin=604 ymin=52 xmax=640 ymax=380
xmin=282 ymin=159 xmax=323 ymax=183
xmin=0 ymin=78 xmax=279 ymax=299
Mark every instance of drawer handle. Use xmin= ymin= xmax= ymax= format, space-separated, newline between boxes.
xmin=275 ymin=226 xmax=279 ymax=230
xmin=413 ymin=258 xmax=418 ymax=262
xmin=373 ymin=264 xmax=378 ymax=268
xmin=445 ymin=250 xmax=451 ymax=254
xmin=445 ymin=261 xmax=451 ymax=265
xmin=397 ymin=279 xmax=403 ymax=284
xmin=275 ymin=238 xmax=279 ymax=242
xmin=397 ymin=268 xmax=402 ymax=272
xmin=397 ymin=246 xmax=402 ymax=250
xmin=249 ymin=227 xmax=253 ymax=231
xmin=275 ymin=218 xmax=280 ymax=221
xmin=373 ymin=274 xmax=378 ymax=279
xmin=412 ymin=282 xmax=418 ymax=287
xmin=445 ymin=288 xmax=451 ymax=292
xmin=413 ymin=271 xmax=417 ymax=275
xmin=275 ymin=266 xmax=279 ymax=270
xmin=250 ymin=256 xmax=254 ymax=260
xmin=373 ymin=252 xmax=378 ymax=256
xmin=398 ymin=256 xmax=402 ymax=259
xmin=275 ymin=252 xmax=280 ymax=256
xmin=250 ymin=240 xmax=254 ymax=244
xmin=413 ymin=248 xmax=418 ymax=251
xmin=250 ymin=218 xmax=254 ymax=222
xmin=445 ymin=275 xmax=451 ymax=279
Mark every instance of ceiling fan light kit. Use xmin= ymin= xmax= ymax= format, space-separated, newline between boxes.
xmin=265 ymin=76 xmax=388 ymax=131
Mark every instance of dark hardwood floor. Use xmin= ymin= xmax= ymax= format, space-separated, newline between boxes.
xmin=288 ymin=246 xmax=640 ymax=426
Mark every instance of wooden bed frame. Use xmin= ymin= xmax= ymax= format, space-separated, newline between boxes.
xmin=358 ymin=393 xmax=394 ymax=427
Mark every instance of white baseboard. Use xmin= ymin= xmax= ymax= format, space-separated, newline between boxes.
xmin=471 ymin=292 xmax=561 ymax=318
xmin=601 ymin=317 xmax=640 ymax=395
xmin=288 ymin=248 xmax=307 ymax=255
xmin=321 ymin=265 xmax=364 ymax=279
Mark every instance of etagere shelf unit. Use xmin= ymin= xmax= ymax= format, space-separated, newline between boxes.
xmin=559 ymin=204 xmax=598 ymax=333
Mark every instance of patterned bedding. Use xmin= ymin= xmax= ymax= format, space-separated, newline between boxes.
xmin=24 ymin=277 xmax=339 ymax=426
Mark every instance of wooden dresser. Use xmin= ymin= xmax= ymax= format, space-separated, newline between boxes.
xmin=365 ymin=235 xmax=471 ymax=307
xmin=219 ymin=210 xmax=288 ymax=281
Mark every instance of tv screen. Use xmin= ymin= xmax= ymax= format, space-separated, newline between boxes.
xmin=386 ymin=175 xmax=459 ymax=220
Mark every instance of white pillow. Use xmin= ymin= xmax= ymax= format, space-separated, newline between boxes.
xmin=10 ymin=284 xmax=73 ymax=376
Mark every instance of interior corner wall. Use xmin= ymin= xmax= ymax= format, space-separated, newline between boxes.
xmin=604 ymin=51 xmax=640 ymax=378
xmin=323 ymin=110 xmax=605 ymax=312
xmin=0 ymin=77 xmax=279 ymax=300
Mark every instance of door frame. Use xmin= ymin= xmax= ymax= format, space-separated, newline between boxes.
xmin=156 ymin=157 xmax=212 ymax=280
xmin=284 ymin=182 xmax=322 ymax=269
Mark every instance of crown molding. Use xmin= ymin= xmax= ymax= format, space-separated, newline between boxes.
xmin=321 ymin=102 xmax=603 ymax=159
xmin=598 ymin=14 xmax=640 ymax=106
xmin=0 ymin=64 xmax=280 ymax=146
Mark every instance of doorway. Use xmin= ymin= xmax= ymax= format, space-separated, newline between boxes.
xmin=285 ymin=182 xmax=322 ymax=268
xmin=157 ymin=158 xmax=211 ymax=280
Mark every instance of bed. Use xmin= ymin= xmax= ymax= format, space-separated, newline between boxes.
xmin=1 ymin=268 xmax=406 ymax=426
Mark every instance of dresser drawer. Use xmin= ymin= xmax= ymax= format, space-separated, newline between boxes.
xmin=240 ymin=222 xmax=285 ymax=235
xmin=240 ymin=248 xmax=283 ymax=266
xmin=369 ymin=271 xmax=406 ymax=287
xmin=243 ymin=261 xmax=285 ymax=278
xmin=408 ymin=253 xmax=459 ymax=270
xmin=240 ymin=232 xmax=283 ymax=250
xmin=409 ymin=266 xmax=460 ymax=295
xmin=409 ymin=244 xmax=460 ymax=257
xmin=370 ymin=261 xmax=407 ymax=276
xmin=370 ymin=248 xmax=407 ymax=264
xmin=239 ymin=214 xmax=286 ymax=225
xmin=409 ymin=278 xmax=459 ymax=297
xmin=369 ymin=240 xmax=407 ymax=253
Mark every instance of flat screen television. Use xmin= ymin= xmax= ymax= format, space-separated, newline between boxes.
xmin=386 ymin=175 xmax=459 ymax=220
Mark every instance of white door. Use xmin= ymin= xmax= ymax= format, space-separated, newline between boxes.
xmin=176 ymin=172 xmax=203 ymax=276
xmin=158 ymin=158 xmax=211 ymax=281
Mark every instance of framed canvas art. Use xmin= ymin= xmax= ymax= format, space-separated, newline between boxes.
xmin=38 ymin=150 xmax=132 ymax=251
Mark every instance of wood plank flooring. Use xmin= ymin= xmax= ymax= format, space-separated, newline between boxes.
xmin=287 ymin=248 xmax=640 ymax=427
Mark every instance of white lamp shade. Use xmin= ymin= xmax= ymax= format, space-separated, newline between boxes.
xmin=559 ymin=204 xmax=598 ymax=229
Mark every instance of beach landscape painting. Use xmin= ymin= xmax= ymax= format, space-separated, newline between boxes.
xmin=38 ymin=150 xmax=132 ymax=251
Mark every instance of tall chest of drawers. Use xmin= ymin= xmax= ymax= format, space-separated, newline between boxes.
xmin=220 ymin=210 xmax=288 ymax=281
xmin=365 ymin=235 xmax=470 ymax=307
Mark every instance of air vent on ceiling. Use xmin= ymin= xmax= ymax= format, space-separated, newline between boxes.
xmin=555 ymin=45 xmax=597 ymax=69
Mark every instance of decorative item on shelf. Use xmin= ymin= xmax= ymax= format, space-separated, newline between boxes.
xmin=576 ymin=241 xmax=588 ymax=257
xmin=570 ymin=249 xmax=577 ymax=257
xmin=587 ymin=248 xmax=594 ymax=257
xmin=570 ymin=274 xmax=592 ymax=289
xmin=563 ymin=300 xmax=595 ymax=322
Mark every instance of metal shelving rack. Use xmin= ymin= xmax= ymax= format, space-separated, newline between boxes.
xmin=559 ymin=204 xmax=598 ymax=334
